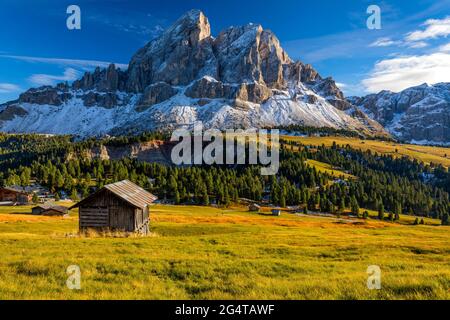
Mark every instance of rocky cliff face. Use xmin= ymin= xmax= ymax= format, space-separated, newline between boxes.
xmin=0 ymin=9 xmax=388 ymax=138
xmin=350 ymin=83 xmax=450 ymax=145
xmin=67 ymin=140 xmax=173 ymax=164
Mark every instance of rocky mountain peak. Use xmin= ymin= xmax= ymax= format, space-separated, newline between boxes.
xmin=163 ymin=9 xmax=211 ymax=44
xmin=0 ymin=9 xmax=389 ymax=139
xmin=126 ymin=10 xmax=216 ymax=91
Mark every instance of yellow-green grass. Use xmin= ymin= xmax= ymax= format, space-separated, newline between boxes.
xmin=0 ymin=204 xmax=448 ymax=300
xmin=359 ymin=209 xmax=440 ymax=226
xmin=306 ymin=159 xmax=355 ymax=179
xmin=282 ymin=136 xmax=450 ymax=168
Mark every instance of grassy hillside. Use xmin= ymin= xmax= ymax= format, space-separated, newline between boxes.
xmin=282 ymin=136 xmax=450 ymax=168
xmin=0 ymin=204 xmax=448 ymax=300
xmin=305 ymin=159 xmax=355 ymax=179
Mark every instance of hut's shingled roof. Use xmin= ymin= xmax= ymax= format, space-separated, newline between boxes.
xmin=71 ymin=180 xmax=157 ymax=210
xmin=104 ymin=180 xmax=158 ymax=209
xmin=34 ymin=204 xmax=69 ymax=213
xmin=1 ymin=186 xmax=29 ymax=194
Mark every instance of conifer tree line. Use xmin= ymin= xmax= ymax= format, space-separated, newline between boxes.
xmin=0 ymin=133 xmax=449 ymax=224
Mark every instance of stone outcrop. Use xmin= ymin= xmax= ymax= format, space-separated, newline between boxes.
xmin=72 ymin=64 xmax=128 ymax=92
xmin=69 ymin=140 xmax=172 ymax=164
xmin=82 ymin=92 xmax=119 ymax=109
xmin=285 ymin=61 xmax=321 ymax=84
xmin=0 ymin=105 xmax=28 ymax=121
xmin=185 ymin=77 xmax=272 ymax=104
xmin=136 ymin=83 xmax=178 ymax=112
xmin=18 ymin=86 xmax=72 ymax=106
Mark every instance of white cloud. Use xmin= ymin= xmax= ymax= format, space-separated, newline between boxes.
xmin=362 ymin=52 xmax=450 ymax=93
xmin=369 ymin=37 xmax=400 ymax=47
xmin=405 ymin=16 xmax=450 ymax=42
xmin=439 ymin=42 xmax=450 ymax=52
xmin=28 ymin=68 xmax=80 ymax=86
xmin=0 ymin=55 xmax=128 ymax=70
xmin=335 ymin=82 xmax=347 ymax=89
xmin=406 ymin=41 xmax=429 ymax=48
xmin=0 ymin=83 xmax=21 ymax=93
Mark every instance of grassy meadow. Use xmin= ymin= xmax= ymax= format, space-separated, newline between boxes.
xmin=282 ymin=136 xmax=450 ymax=168
xmin=305 ymin=159 xmax=356 ymax=179
xmin=0 ymin=204 xmax=448 ymax=300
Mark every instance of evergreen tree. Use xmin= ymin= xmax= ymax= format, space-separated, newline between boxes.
xmin=378 ymin=203 xmax=385 ymax=221
xmin=32 ymin=193 xmax=39 ymax=204
xmin=70 ymin=188 xmax=79 ymax=201
xmin=307 ymin=196 xmax=316 ymax=211
xmin=442 ymin=212 xmax=449 ymax=226
xmin=350 ymin=196 xmax=360 ymax=217
xmin=174 ymin=190 xmax=180 ymax=205
xmin=339 ymin=198 xmax=345 ymax=213
xmin=202 ymin=189 xmax=209 ymax=206
xmin=363 ymin=211 xmax=369 ymax=219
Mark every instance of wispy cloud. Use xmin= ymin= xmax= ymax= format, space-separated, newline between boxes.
xmin=86 ymin=12 xmax=166 ymax=41
xmin=369 ymin=37 xmax=401 ymax=47
xmin=406 ymin=41 xmax=429 ymax=48
xmin=405 ymin=16 xmax=450 ymax=42
xmin=0 ymin=55 xmax=128 ymax=70
xmin=362 ymin=52 xmax=450 ymax=93
xmin=0 ymin=83 xmax=21 ymax=93
xmin=361 ymin=14 xmax=450 ymax=94
xmin=28 ymin=68 xmax=80 ymax=86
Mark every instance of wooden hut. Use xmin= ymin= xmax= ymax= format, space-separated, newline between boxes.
xmin=70 ymin=180 xmax=157 ymax=234
xmin=0 ymin=187 xmax=32 ymax=204
xmin=248 ymin=204 xmax=261 ymax=212
xmin=32 ymin=204 xmax=69 ymax=216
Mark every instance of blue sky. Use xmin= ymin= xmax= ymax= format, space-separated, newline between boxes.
xmin=1 ymin=0 xmax=450 ymax=103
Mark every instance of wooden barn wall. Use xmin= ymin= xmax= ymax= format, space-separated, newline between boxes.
xmin=0 ymin=189 xmax=30 ymax=203
xmin=79 ymin=189 xmax=136 ymax=232
xmin=133 ymin=207 xmax=150 ymax=234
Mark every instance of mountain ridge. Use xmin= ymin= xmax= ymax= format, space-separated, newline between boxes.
xmin=0 ymin=9 xmax=387 ymax=138
xmin=349 ymin=82 xmax=450 ymax=145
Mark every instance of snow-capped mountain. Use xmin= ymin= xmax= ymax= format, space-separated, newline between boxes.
xmin=349 ymin=83 xmax=450 ymax=145
xmin=0 ymin=10 xmax=387 ymax=138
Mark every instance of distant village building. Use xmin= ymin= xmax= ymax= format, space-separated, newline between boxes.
xmin=272 ymin=209 xmax=281 ymax=216
xmin=71 ymin=180 xmax=157 ymax=235
xmin=0 ymin=187 xmax=32 ymax=205
xmin=32 ymin=204 xmax=69 ymax=216
xmin=248 ymin=204 xmax=261 ymax=212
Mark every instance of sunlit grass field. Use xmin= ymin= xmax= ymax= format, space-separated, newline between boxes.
xmin=305 ymin=159 xmax=356 ymax=179
xmin=282 ymin=136 xmax=450 ymax=168
xmin=0 ymin=204 xmax=448 ymax=300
